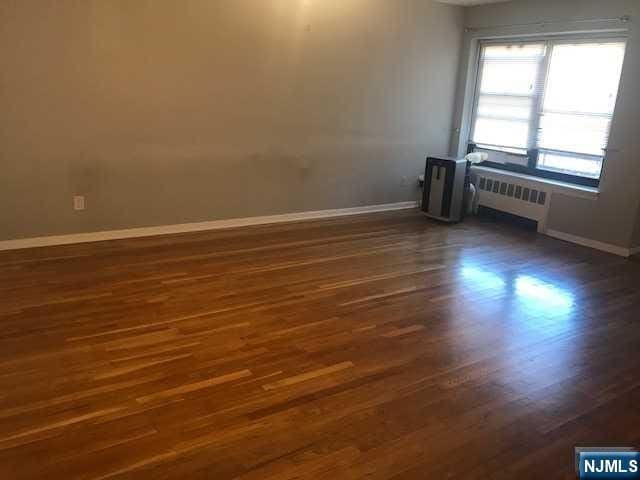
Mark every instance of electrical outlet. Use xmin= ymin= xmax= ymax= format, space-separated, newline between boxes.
xmin=73 ymin=195 xmax=85 ymax=211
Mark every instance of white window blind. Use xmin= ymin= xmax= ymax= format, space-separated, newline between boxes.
xmin=470 ymin=38 xmax=626 ymax=182
xmin=472 ymin=43 xmax=546 ymax=153
xmin=536 ymin=41 xmax=626 ymax=178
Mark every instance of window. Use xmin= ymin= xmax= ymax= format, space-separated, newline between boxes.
xmin=469 ymin=37 xmax=626 ymax=187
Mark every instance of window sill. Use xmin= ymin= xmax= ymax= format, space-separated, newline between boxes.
xmin=471 ymin=165 xmax=600 ymax=200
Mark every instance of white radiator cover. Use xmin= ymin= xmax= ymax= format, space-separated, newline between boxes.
xmin=473 ymin=170 xmax=552 ymax=233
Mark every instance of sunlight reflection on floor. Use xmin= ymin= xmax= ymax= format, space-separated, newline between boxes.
xmin=455 ymin=262 xmax=579 ymax=396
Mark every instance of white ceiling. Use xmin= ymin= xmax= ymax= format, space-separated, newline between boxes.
xmin=435 ymin=0 xmax=513 ymax=6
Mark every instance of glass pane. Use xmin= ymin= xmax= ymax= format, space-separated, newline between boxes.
xmin=473 ymin=117 xmax=529 ymax=149
xmin=480 ymin=43 xmax=546 ymax=96
xmin=480 ymin=61 xmax=540 ymax=96
xmin=475 ymin=147 xmax=529 ymax=167
xmin=537 ymin=40 xmax=626 ymax=177
xmin=543 ymin=42 xmax=626 ymax=115
xmin=472 ymin=43 xmax=545 ymax=150
xmin=477 ymin=95 xmax=532 ymax=121
xmin=537 ymin=151 xmax=603 ymax=179
xmin=483 ymin=43 xmax=546 ymax=61
xmin=538 ymin=112 xmax=611 ymax=156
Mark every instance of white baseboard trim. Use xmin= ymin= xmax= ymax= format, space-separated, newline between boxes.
xmin=545 ymin=229 xmax=632 ymax=257
xmin=629 ymin=245 xmax=640 ymax=256
xmin=0 ymin=201 xmax=418 ymax=251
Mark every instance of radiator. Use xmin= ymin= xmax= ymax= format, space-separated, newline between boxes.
xmin=473 ymin=170 xmax=551 ymax=233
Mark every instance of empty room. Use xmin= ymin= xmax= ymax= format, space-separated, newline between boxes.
xmin=2 ymin=0 xmax=640 ymax=478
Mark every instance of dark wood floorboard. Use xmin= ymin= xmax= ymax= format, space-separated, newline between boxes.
xmin=0 ymin=210 xmax=639 ymax=479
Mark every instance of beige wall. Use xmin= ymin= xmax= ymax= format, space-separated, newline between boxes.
xmin=457 ymin=0 xmax=640 ymax=249
xmin=0 ymin=0 xmax=464 ymax=240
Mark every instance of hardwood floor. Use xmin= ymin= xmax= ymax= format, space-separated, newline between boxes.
xmin=1 ymin=210 xmax=639 ymax=479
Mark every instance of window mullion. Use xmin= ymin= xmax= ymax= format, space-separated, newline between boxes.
xmin=528 ymin=41 xmax=552 ymax=169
